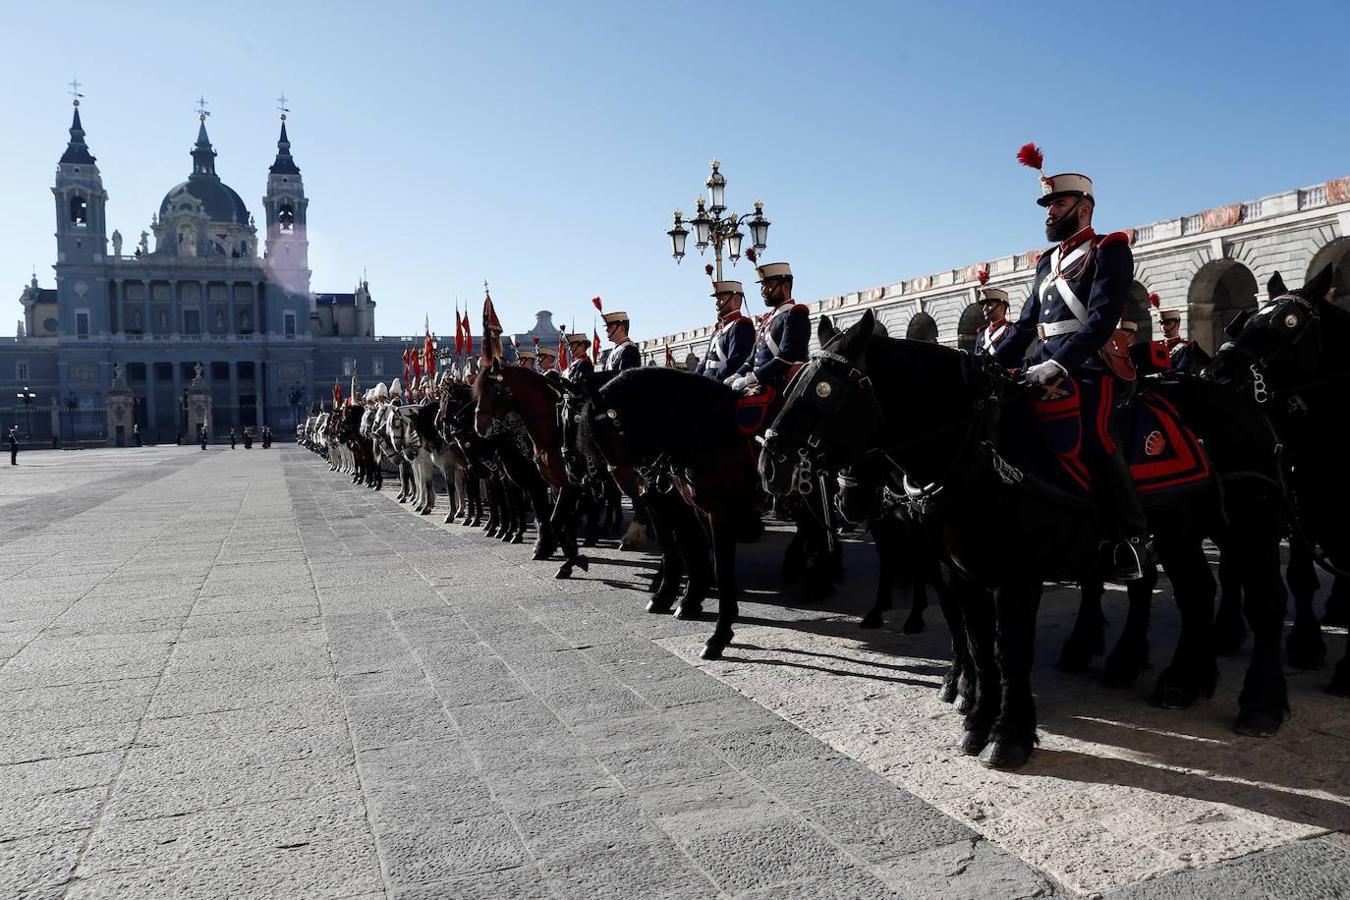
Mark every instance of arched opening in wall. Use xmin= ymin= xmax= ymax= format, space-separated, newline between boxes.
xmin=69 ymin=195 xmax=88 ymax=227
xmin=956 ymin=303 xmax=983 ymax=352
xmin=1186 ymin=259 xmax=1257 ymax=354
xmin=1305 ymin=236 xmax=1350 ymax=311
xmin=906 ymin=311 xmax=938 ymax=344
xmin=1127 ymin=281 xmax=1153 ymax=344
xmin=278 ymin=204 xmax=295 ymax=232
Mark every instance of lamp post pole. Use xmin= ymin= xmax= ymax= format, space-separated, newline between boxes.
xmin=17 ymin=387 xmax=36 ymax=439
xmin=667 ymin=160 xmax=771 ymax=280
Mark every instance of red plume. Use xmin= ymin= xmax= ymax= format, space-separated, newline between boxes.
xmin=977 ymin=269 xmax=989 ymax=285
xmin=592 ymin=296 xmax=603 ymax=312
xmin=745 ymin=247 xmax=757 ymax=263
xmin=704 ymin=263 xmax=714 ymax=277
xmin=1016 ymin=142 xmax=1044 ymax=171
xmin=1149 ymin=292 xmax=1160 ymax=308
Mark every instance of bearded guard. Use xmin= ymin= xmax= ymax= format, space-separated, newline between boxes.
xmin=996 ymin=144 xmax=1153 ymax=581
xmin=729 ymin=261 xmax=809 ymax=396
xmin=565 ymin=333 xmax=595 ymax=380
xmin=697 ymin=280 xmax=756 ymax=381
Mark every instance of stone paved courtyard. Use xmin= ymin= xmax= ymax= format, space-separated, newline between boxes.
xmin=1 ymin=446 xmax=1347 ymax=899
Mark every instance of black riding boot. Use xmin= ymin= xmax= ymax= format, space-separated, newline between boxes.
xmin=1093 ymin=450 xmax=1154 ymax=582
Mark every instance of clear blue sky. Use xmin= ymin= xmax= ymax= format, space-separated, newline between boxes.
xmin=2 ymin=0 xmax=1346 ymax=339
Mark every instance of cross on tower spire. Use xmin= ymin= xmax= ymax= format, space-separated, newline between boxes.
xmin=194 ymin=95 xmax=210 ymax=122
xmin=276 ymin=92 xmax=289 ymax=121
xmin=67 ymin=77 xmax=83 ymax=106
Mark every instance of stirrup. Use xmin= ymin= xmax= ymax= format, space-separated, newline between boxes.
xmin=1106 ymin=536 xmax=1153 ymax=583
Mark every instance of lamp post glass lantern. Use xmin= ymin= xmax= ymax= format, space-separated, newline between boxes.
xmin=667 ymin=161 xmax=769 ymax=281
xmin=17 ymin=386 xmax=36 ymax=439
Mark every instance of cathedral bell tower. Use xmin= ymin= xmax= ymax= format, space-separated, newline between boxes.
xmin=52 ymin=91 xmax=108 ymax=266
xmin=261 ymin=104 xmax=311 ymax=298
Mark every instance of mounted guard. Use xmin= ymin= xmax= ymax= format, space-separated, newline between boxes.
xmin=975 ymin=271 xmax=1015 ymax=354
xmin=696 ymin=277 xmax=755 ymax=382
xmin=596 ymin=297 xmax=640 ymax=371
xmin=565 ymin=332 xmax=595 ymax=380
xmin=996 ymin=144 xmax=1153 ymax=581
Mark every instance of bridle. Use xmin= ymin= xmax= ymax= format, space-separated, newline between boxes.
xmin=1214 ymin=292 xmax=1329 ymax=410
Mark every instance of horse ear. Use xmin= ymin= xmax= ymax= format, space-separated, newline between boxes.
xmin=1303 ymin=265 xmax=1334 ymax=303
xmin=818 ymin=315 xmax=837 ymax=344
xmin=1267 ymin=272 xmax=1287 ymax=300
xmin=837 ymin=309 xmax=876 ymax=358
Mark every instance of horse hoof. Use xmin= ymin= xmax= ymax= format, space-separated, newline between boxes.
xmin=1057 ymin=641 xmax=1097 ymax=674
xmin=531 ymin=547 xmax=551 ymax=562
xmin=900 ymin=615 xmax=926 ymax=635
xmin=575 ymin=556 xmax=589 ymax=573
xmin=511 ymin=533 xmax=524 ymax=545
xmin=959 ymin=729 xmax=989 ymax=756
xmin=646 ymin=597 xmax=675 ymax=615
xmin=674 ymin=605 xmax=704 ymax=621
xmin=1233 ymin=708 xmax=1285 ymax=737
xmin=937 ymin=676 xmax=958 ymax=705
xmin=978 ymin=739 xmax=1033 ymax=770
xmin=419 ymin=508 xmax=432 ymax=516
xmin=1148 ymin=683 xmax=1198 ymax=710
xmin=485 ymin=526 xmax=499 ymax=538
xmin=555 ymin=563 xmax=573 ymax=580
xmin=953 ymin=693 xmax=973 ymax=715
xmin=859 ymin=611 xmax=884 ymax=630
xmin=700 ymin=631 xmax=733 ymax=661
xmin=1102 ymin=658 xmax=1145 ymax=689
xmin=1286 ymin=632 xmax=1327 ymax=671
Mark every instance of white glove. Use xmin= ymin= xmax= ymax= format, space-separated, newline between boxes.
xmin=722 ymin=373 xmax=740 ymax=386
xmin=1024 ymin=359 xmax=1067 ymax=385
xmin=731 ymin=372 xmax=758 ymax=393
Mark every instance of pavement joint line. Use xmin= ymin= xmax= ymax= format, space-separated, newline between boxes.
xmin=0 ymin=456 xmax=210 ymax=680
xmin=49 ymin=453 xmax=243 ymax=896
xmin=349 ymin=453 xmax=1004 ymax=897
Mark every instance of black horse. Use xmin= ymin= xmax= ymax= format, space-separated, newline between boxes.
xmin=1210 ymin=266 xmax=1350 ymax=694
xmin=762 ymin=311 xmax=1289 ymax=769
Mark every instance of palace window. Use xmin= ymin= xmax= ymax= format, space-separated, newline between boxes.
xmin=372 ymin=358 xmax=383 ymax=376
xmin=16 ymin=362 xmax=29 ymax=381
xmin=75 ymin=311 xmax=90 ymax=339
xmin=183 ymin=309 xmax=201 ymax=335
xmin=342 ymin=358 xmax=356 ymax=376
xmin=283 ymin=312 xmax=297 ymax=337
xmin=278 ymin=204 xmax=295 ymax=233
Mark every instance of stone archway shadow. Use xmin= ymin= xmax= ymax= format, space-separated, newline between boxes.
xmin=1187 ymin=259 xmax=1258 ymax=354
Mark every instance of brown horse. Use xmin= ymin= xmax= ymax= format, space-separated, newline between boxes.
xmin=474 ymin=361 xmax=588 ymax=578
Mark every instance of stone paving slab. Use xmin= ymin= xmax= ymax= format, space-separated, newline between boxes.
xmin=1 ymin=445 xmax=1345 ymax=898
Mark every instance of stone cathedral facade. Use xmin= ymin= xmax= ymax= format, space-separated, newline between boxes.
xmin=0 ymin=102 xmax=415 ymax=443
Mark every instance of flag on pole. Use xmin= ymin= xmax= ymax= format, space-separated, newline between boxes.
xmin=665 ymin=343 xmax=675 ymax=368
xmin=455 ymin=303 xmax=465 ymax=357
xmin=482 ymin=288 xmax=502 ymax=363
xmin=558 ymin=332 xmax=569 ymax=371
xmin=423 ymin=315 xmax=436 ymax=379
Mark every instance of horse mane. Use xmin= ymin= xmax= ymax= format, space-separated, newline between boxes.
xmin=472 ymin=364 xmax=561 ymax=404
xmin=592 ymin=367 xmax=741 ymax=462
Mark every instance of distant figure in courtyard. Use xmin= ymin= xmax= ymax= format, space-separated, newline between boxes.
xmin=8 ymin=426 xmax=18 ymax=466
xmin=199 ymin=424 xmax=208 ymax=450
xmin=243 ymin=427 xmax=254 ymax=449
xmin=133 ymin=423 xmax=142 ymax=447
xmin=228 ymin=428 xmax=237 ymax=449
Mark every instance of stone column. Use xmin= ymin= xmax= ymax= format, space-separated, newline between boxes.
xmin=228 ymin=361 xmax=239 ymax=430
xmin=171 ymin=361 xmax=184 ymax=439
xmin=144 ymin=361 xmax=157 ymax=437
xmin=255 ymin=358 xmax=265 ymax=428
xmin=253 ymin=282 xmax=263 ymax=336
xmin=201 ymin=280 xmax=210 ymax=334
xmin=227 ymin=282 xmax=237 ymax=337
xmin=142 ymin=279 xmax=152 ymax=337
xmin=170 ymin=280 xmax=180 ymax=336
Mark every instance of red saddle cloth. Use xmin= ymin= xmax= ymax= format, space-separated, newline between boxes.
xmin=736 ymin=386 xmax=779 ymax=438
xmin=1030 ymin=379 xmax=1210 ymax=496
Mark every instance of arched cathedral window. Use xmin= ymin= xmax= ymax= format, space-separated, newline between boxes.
xmin=278 ymin=204 xmax=294 ymax=233
xmin=69 ymin=195 xmax=88 ymax=227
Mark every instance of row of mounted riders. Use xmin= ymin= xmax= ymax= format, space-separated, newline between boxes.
xmin=299 ymin=267 xmax=1347 ymax=770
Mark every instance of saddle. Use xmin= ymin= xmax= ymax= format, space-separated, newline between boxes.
xmin=734 ymin=362 xmax=804 ymax=438
xmin=1030 ymin=377 xmax=1210 ymax=496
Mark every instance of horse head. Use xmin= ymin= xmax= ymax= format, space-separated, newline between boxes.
xmin=1210 ymin=266 xmax=1340 ymax=403
xmin=760 ymin=310 xmax=887 ymax=496
xmin=472 ymin=359 xmax=514 ymax=436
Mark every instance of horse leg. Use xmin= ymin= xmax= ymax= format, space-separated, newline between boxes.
xmin=1149 ymin=522 xmax=1218 ymax=710
xmin=859 ymin=522 xmax=894 ymax=630
xmin=1232 ymin=505 xmax=1291 ymax=736
xmin=955 ymin=579 xmax=1000 ymax=754
xmin=1326 ymin=575 xmax=1350 ymax=627
xmin=483 ymin=476 xmax=501 ymax=536
xmin=1286 ymin=540 xmax=1327 ymax=670
xmin=1103 ymin=568 xmax=1154 ymax=688
xmin=506 ymin=482 xmax=525 ymax=543
xmin=980 ymin=577 xmax=1042 ymax=770
xmin=644 ymin=493 xmax=684 ymax=615
xmin=899 ymin=536 xmax=929 ymax=635
xmin=1058 ymin=577 xmax=1107 ymax=673
xmin=553 ymin=488 xmax=589 ymax=579
xmin=935 ymin=567 xmax=973 ymax=709
xmin=781 ymin=521 xmax=807 ymax=582
xmin=701 ymin=516 xmax=739 ymax=660
xmin=1213 ymin=547 xmax=1247 ymax=655
xmin=674 ymin=505 xmax=713 ymax=621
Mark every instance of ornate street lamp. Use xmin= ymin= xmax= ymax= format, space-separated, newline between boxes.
xmin=16 ymin=386 xmax=36 ymax=439
xmin=666 ymin=160 xmax=769 ymax=280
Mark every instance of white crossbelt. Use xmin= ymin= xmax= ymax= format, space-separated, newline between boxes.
xmin=708 ymin=322 xmax=729 ymax=364
xmin=1038 ymin=239 xmax=1092 ymax=332
xmin=762 ymin=305 xmax=792 ymax=357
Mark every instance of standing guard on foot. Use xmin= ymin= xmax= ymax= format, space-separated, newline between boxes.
xmin=997 ymin=144 xmax=1154 ymax=582
xmin=697 ymin=280 xmax=755 ymax=382
xmin=729 ymin=261 xmax=809 ymax=398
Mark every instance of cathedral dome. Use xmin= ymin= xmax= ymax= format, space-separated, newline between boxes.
xmin=159 ymin=178 xmax=249 ymax=226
